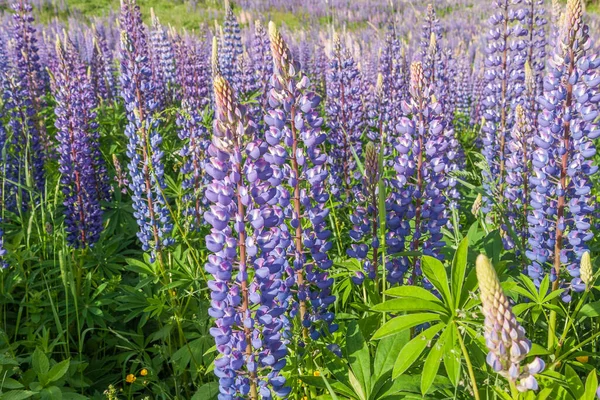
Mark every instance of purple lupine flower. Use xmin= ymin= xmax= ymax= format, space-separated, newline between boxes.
xmin=476 ymin=254 xmax=545 ymax=392
xmin=8 ymin=0 xmax=47 ymax=194
xmin=525 ymin=0 xmax=547 ymax=99
xmin=0 ymin=71 xmax=7 ymax=267
xmin=527 ymin=0 xmax=600 ymax=299
xmin=348 ymin=142 xmax=381 ymax=285
xmin=51 ymin=37 xmax=106 ymax=248
xmin=504 ymin=105 xmax=533 ymax=256
xmin=206 ymin=46 xmax=291 ymax=398
xmin=220 ymin=1 xmax=243 ymax=92
xmin=93 ymin=24 xmax=118 ymax=100
xmin=249 ymin=20 xmax=273 ymax=129
xmin=266 ymin=22 xmax=336 ymax=340
xmin=386 ymin=62 xmax=449 ymax=286
xmin=119 ymin=0 xmax=173 ymax=261
xmin=365 ymin=73 xmax=389 ymax=145
xmin=481 ymin=0 xmax=528 ymax=215
xmin=454 ymin=55 xmax=472 ymax=116
xmin=326 ymin=33 xmax=365 ymax=197
xmin=149 ymin=8 xmax=176 ymax=103
xmin=176 ymin=36 xmax=211 ymax=230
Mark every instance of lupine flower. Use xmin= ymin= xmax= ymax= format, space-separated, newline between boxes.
xmin=386 ymin=62 xmax=449 ymax=286
xmin=481 ymin=0 xmax=528 ymax=214
xmin=326 ymin=33 xmax=365 ymax=197
xmin=249 ymin=20 xmax=273 ymax=130
xmin=365 ymin=73 xmax=387 ymax=143
xmin=524 ymin=0 xmax=547 ymax=98
xmin=112 ymin=154 xmax=129 ymax=194
xmin=0 ymin=98 xmax=7 ymax=268
xmin=119 ymin=0 xmax=173 ymax=261
xmin=149 ymin=8 xmax=176 ymax=104
xmin=220 ymin=1 xmax=243 ymax=92
xmin=206 ymin=43 xmax=291 ymax=398
xmin=176 ymin=36 xmax=211 ymax=230
xmin=7 ymin=0 xmax=47 ymax=195
xmin=503 ymin=105 xmax=533 ymax=254
xmin=90 ymin=24 xmax=117 ymax=102
xmin=51 ymin=37 xmax=106 ymax=248
xmin=266 ymin=22 xmax=336 ymax=340
xmin=348 ymin=142 xmax=381 ymax=285
xmin=476 ymin=254 xmax=545 ymax=392
xmin=527 ymin=0 xmax=599 ymax=298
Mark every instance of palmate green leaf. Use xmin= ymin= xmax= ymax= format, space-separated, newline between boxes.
xmin=384 ymin=286 xmax=441 ymax=304
xmin=372 ymin=313 xmax=441 ymax=340
xmin=373 ymin=331 xmax=409 ymax=379
xmin=421 ymin=327 xmax=449 ymax=395
xmin=421 ymin=256 xmax=452 ymax=306
xmin=372 ymin=298 xmax=448 ymax=315
xmin=346 ymin=321 xmax=371 ymax=398
xmin=392 ymin=323 xmax=445 ymax=379
xmin=451 ymin=237 xmax=469 ymax=310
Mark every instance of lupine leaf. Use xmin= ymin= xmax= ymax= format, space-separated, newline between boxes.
xmin=421 ymin=256 xmax=452 ymax=306
xmin=346 ymin=321 xmax=371 ymax=397
xmin=372 ymin=313 xmax=441 ymax=340
xmin=421 ymin=328 xmax=449 ymax=395
xmin=374 ymin=331 xmax=409 ymax=379
xmin=452 ymin=237 xmax=469 ymax=310
xmin=392 ymin=323 xmax=445 ymax=378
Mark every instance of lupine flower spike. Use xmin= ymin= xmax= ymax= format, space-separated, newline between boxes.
xmin=266 ymin=21 xmax=336 ymax=340
xmin=119 ymin=0 xmax=173 ymax=261
xmin=476 ymin=254 xmax=545 ymax=392
xmin=527 ymin=0 xmax=600 ymax=298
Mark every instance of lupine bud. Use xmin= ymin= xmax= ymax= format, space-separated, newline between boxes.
xmin=476 ymin=254 xmax=545 ymax=392
xmin=472 ymin=193 xmax=483 ymax=216
xmin=580 ymin=252 xmax=593 ymax=288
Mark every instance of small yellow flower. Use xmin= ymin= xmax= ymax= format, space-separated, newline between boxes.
xmin=140 ymin=368 xmax=148 ymax=376
xmin=126 ymin=374 xmax=136 ymax=384
xmin=576 ymin=355 xmax=589 ymax=363
xmin=313 ymin=370 xmax=321 ymax=377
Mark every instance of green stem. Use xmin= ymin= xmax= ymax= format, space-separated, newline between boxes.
xmin=547 ymin=307 xmax=557 ymax=351
xmin=551 ymin=330 xmax=600 ymax=369
xmin=509 ymin=381 xmax=519 ymax=400
xmin=557 ymin=291 xmax=588 ymax=349
xmin=456 ymin=326 xmax=481 ymax=400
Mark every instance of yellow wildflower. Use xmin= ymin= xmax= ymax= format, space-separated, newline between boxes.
xmin=140 ymin=368 xmax=148 ymax=376
xmin=126 ymin=374 xmax=136 ymax=384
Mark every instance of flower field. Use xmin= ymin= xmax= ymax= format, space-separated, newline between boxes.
xmin=1 ymin=0 xmax=600 ymax=399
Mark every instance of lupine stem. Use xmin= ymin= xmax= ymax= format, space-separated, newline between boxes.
xmin=290 ymin=103 xmax=308 ymax=338
xmin=456 ymin=325 xmax=481 ymax=400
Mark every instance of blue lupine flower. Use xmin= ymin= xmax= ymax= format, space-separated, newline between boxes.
xmin=119 ymin=0 xmax=173 ymax=261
